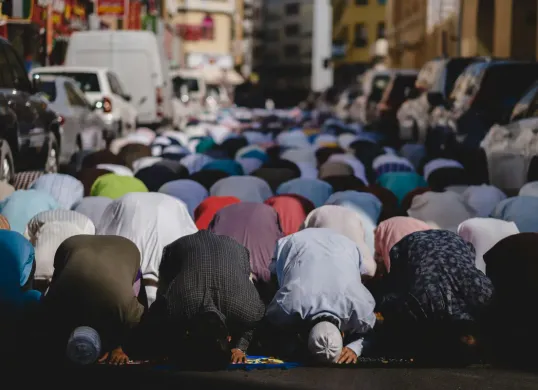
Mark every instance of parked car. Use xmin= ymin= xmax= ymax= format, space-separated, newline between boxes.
xmin=429 ymin=61 xmax=538 ymax=150
xmin=66 ymin=31 xmax=173 ymax=129
xmin=480 ymin=80 xmax=538 ymax=192
xmin=32 ymin=75 xmax=106 ymax=162
xmin=30 ymin=66 xmax=137 ymax=138
xmin=397 ymin=57 xmax=488 ymax=142
xmin=350 ymin=68 xmax=393 ymax=125
xmin=374 ymin=69 xmax=419 ymax=144
xmin=334 ymin=84 xmax=361 ymax=121
xmin=170 ymin=68 xmax=206 ymax=128
xmin=206 ymin=83 xmax=231 ymax=108
xmin=0 ymin=38 xmax=63 ymax=180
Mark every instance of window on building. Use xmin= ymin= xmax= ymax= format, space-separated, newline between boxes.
xmin=377 ymin=22 xmax=385 ymax=39
xmin=254 ymin=46 xmax=264 ymax=60
xmin=285 ymin=3 xmax=299 ymax=15
xmin=355 ymin=0 xmax=368 ymax=5
xmin=266 ymin=12 xmax=280 ymax=22
xmin=285 ymin=24 xmax=300 ymax=36
xmin=284 ymin=44 xmax=299 ymax=57
xmin=354 ymin=23 xmax=368 ymax=48
xmin=266 ymin=29 xmax=279 ymax=42
xmin=341 ymin=25 xmax=349 ymax=42
xmin=377 ymin=0 xmax=386 ymax=5
xmin=264 ymin=52 xmax=279 ymax=65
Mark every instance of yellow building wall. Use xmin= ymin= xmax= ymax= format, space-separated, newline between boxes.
xmin=172 ymin=12 xmax=232 ymax=55
xmin=460 ymin=0 xmax=537 ymax=61
xmin=333 ymin=0 xmax=386 ymax=64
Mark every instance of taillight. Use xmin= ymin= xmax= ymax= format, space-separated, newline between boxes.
xmin=103 ymin=97 xmax=112 ymax=113
xmin=57 ymin=115 xmax=65 ymax=125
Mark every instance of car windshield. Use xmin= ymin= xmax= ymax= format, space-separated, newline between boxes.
xmin=207 ymin=84 xmax=220 ymax=97
xmin=172 ymin=76 xmax=200 ymax=97
xmin=37 ymin=80 xmax=57 ymax=102
xmin=34 ymin=72 xmax=100 ymax=92
xmin=387 ymin=74 xmax=418 ymax=103
xmin=444 ymin=58 xmax=479 ymax=96
xmin=474 ymin=63 xmax=538 ymax=118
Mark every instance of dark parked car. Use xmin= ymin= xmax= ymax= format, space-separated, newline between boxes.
xmin=397 ymin=57 xmax=489 ymax=142
xmin=374 ymin=70 xmax=419 ymax=145
xmin=430 ymin=61 xmax=538 ymax=150
xmin=0 ymin=38 xmax=61 ymax=181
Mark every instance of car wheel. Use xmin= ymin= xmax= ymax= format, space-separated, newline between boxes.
xmin=44 ymin=134 xmax=59 ymax=173
xmin=0 ymin=140 xmax=14 ymax=183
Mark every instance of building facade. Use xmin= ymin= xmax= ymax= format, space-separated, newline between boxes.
xmin=1 ymin=0 xmax=94 ymax=67
xmin=252 ymin=0 xmax=264 ymax=73
xmin=239 ymin=0 xmax=255 ymax=77
xmin=460 ymin=0 xmax=537 ymax=61
xmin=259 ymin=0 xmax=314 ymax=92
xmin=168 ymin=0 xmax=236 ymax=69
xmin=386 ymin=0 xmax=538 ymax=70
xmin=331 ymin=0 xmax=387 ymax=87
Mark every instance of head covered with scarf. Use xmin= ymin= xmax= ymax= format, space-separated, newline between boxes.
xmin=374 ymin=216 xmax=432 ymax=273
xmin=208 ymin=202 xmax=283 ymax=283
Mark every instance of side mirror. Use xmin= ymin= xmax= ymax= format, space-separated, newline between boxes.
xmin=427 ymin=91 xmax=445 ymax=107
xmin=122 ymin=94 xmax=132 ymax=102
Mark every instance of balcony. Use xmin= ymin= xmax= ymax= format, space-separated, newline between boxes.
xmin=175 ymin=24 xmax=215 ymax=41
xmin=243 ymin=19 xmax=253 ymax=34
xmin=175 ymin=0 xmax=235 ymax=15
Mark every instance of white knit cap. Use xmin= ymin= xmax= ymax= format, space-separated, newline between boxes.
xmin=307 ymin=321 xmax=343 ymax=363
xmin=66 ymin=326 xmax=102 ymax=365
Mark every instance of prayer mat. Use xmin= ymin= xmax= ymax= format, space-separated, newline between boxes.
xmin=98 ymin=360 xmax=150 ymax=365
xmin=227 ymin=355 xmax=301 ymax=371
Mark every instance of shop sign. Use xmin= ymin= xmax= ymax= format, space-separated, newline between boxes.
xmin=175 ymin=24 xmax=214 ymax=41
xmin=128 ymin=1 xmax=142 ymax=29
xmin=142 ymin=14 xmax=157 ymax=33
xmin=52 ymin=0 xmax=65 ymax=13
xmin=97 ymin=0 xmax=124 ymax=16
xmin=69 ymin=17 xmax=87 ymax=30
xmin=36 ymin=0 xmax=53 ymax=7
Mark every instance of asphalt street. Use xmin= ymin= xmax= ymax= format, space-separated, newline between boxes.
xmin=36 ymin=365 xmax=538 ymax=390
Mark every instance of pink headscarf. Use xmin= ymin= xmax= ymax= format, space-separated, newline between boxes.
xmin=374 ymin=216 xmax=431 ymax=273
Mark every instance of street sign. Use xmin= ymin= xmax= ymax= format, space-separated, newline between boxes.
xmin=97 ymin=0 xmax=124 ymax=16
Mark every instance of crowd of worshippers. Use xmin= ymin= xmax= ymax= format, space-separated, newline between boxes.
xmin=2 ymin=119 xmax=538 ymax=370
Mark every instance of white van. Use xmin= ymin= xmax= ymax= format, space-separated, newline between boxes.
xmin=65 ymin=31 xmax=172 ymax=129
